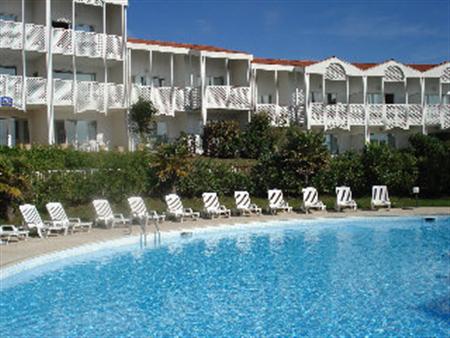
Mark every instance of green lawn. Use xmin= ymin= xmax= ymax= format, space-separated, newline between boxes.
xmin=6 ymin=195 xmax=447 ymax=224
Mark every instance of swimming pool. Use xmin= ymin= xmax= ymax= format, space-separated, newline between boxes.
xmin=1 ymin=216 xmax=449 ymax=337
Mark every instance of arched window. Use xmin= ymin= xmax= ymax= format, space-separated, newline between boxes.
xmin=441 ymin=67 xmax=450 ymax=83
xmin=325 ymin=63 xmax=346 ymax=80
xmin=384 ymin=65 xmax=404 ymax=81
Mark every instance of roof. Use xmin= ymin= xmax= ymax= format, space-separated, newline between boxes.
xmin=252 ymin=57 xmax=316 ymax=67
xmin=128 ymin=37 xmax=250 ymax=55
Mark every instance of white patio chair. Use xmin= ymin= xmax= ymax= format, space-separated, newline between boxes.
xmin=302 ymin=187 xmax=326 ymax=213
xmin=19 ymin=204 xmax=68 ymax=237
xmin=128 ymin=197 xmax=166 ymax=223
xmin=0 ymin=224 xmax=29 ymax=242
xmin=92 ymin=199 xmax=131 ymax=229
xmin=371 ymin=185 xmax=391 ymax=210
xmin=268 ymin=189 xmax=292 ymax=214
xmin=165 ymin=194 xmax=200 ymax=222
xmin=335 ymin=186 xmax=357 ymax=212
xmin=202 ymin=192 xmax=231 ymax=218
xmin=234 ymin=191 xmax=262 ymax=216
xmin=46 ymin=202 xmax=92 ymax=234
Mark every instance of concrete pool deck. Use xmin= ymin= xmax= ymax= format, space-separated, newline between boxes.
xmin=1 ymin=206 xmax=449 ymax=269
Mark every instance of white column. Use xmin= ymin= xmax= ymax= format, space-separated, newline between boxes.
xmin=21 ymin=0 xmax=26 ymax=111
xmin=122 ymin=5 xmax=128 ymax=106
xmin=346 ymin=76 xmax=350 ymax=104
xmin=149 ymin=50 xmax=153 ymax=88
xmin=170 ymin=53 xmax=175 ymax=115
xmin=274 ymin=70 xmax=279 ymax=120
xmin=420 ymin=77 xmax=426 ymax=134
xmin=322 ymin=75 xmax=326 ymax=130
xmin=363 ymin=76 xmax=369 ymax=143
xmin=225 ymin=59 xmax=230 ymax=86
xmin=189 ymin=54 xmax=193 ymax=87
xmin=381 ymin=76 xmax=386 ymax=125
xmin=305 ymin=72 xmax=310 ymax=129
xmin=46 ymin=0 xmax=54 ymax=145
xmin=103 ymin=3 xmax=108 ymax=113
xmin=404 ymin=79 xmax=408 ymax=105
xmin=439 ymin=77 xmax=443 ymax=128
xmin=72 ymin=0 xmax=77 ymax=113
xmin=254 ymin=69 xmax=258 ymax=111
xmin=200 ymin=55 xmax=207 ymax=124
xmin=246 ymin=59 xmax=250 ymax=85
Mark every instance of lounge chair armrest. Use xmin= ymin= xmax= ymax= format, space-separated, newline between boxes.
xmin=44 ymin=220 xmax=62 ymax=227
xmin=184 ymin=208 xmax=194 ymax=213
xmin=250 ymin=203 xmax=259 ymax=209
xmin=68 ymin=217 xmax=81 ymax=223
xmin=113 ymin=213 xmax=125 ymax=220
xmin=219 ymin=205 xmax=228 ymax=211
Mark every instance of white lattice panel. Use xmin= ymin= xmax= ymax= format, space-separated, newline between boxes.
xmin=0 ymin=19 xmax=22 ymax=49
xmin=425 ymin=105 xmax=441 ymax=126
xmin=325 ymin=63 xmax=346 ymax=81
xmin=108 ymin=84 xmax=125 ymax=109
xmin=52 ymin=28 xmax=73 ymax=55
xmin=228 ymin=87 xmax=251 ymax=110
xmin=54 ymin=79 xmax=73 ymax=106
xmin=441 ymin=67 xmax=450 ymax=83
xmin=152 ymin=87 xmax=173 ymax=116
xmin=75 ymin=31 xmax=103 ymax=58
xmin=384 ymin=65 xmax=404 ymax=81
xmin=206 ymin=86 xmax=228 ymax=108
xmin=106 ymin=35 xmax=122 ymax=60
xmin=385 ymin=105 xmax=408 ymax=129
xmin=26 ymin=77 xmax=47 ymax=105
xmin=325 ymin=103 xmax=348 ymax=130
xmin=255 ymin=104 xmax=288 ymax=126
xmin=190 ymin=87 xmax=201 ymax=110
xmin=408 ymin=104 xmax=422 ymax=126
xmin=441 ymin=105 xmax=450 ymax=129
xmin=0 ymin=75 xmax=23 ymax=108
xmin=310 ymin=103 xmax=324 ymax=125
xmin=348 ymin=104 xmax=365 ymax=125
xmin=77 ymin=82 xmax=104 ymax=112
xmin=25 ymin=24 xmax=46 ymax=52
xmin=368 ymin=104 xmax=384 ymax=125
xmin=75 ymin=0 xmax=104 ymax=6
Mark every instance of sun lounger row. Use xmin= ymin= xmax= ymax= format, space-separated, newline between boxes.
xmin=10 ymin=185 xmax=391 ymax=241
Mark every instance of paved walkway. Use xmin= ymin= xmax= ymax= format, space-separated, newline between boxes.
xmin=1 ymin=207 xmax=449 ymax=269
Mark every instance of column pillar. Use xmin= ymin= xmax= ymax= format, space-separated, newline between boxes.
xmin=200 ymin=54 xmax=207 ymax=124
xmin=420 ymin=77 xmax=426 ymax=134
xmin=46 ymin=0 xmax=54 ymax=145
xmin=72 ymin=0 xmax=77 ymax=113
xmin=363 ymin=76 xmax=369 ymax=143
xmin=103 ymin=2 xmax=108 ymax=113
xmin=305 ymin=72 xmax=310 ymax=129
xmin=21 ymin=0 xmax=26 ymax=111
xmin=170 ymin=53 xmax=175 ymax=115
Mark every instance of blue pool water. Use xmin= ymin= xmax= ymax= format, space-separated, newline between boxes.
xmin=1 ymin=216 xmax=449 ymax=337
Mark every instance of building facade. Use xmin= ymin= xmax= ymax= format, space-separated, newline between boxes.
xmin=1 ymin=0 xmax=449 ymax=152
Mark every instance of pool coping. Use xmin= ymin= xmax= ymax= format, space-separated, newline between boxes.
xmin=1 ymin=207 xmax=449 ymax=280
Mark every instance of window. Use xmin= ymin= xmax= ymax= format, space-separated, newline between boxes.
xmin=311 ymin=91 xmax=322 ymax=103
xmin=260 ymin=95 xmax=272 ymax=104
xmin=135 ymin=74 xmax=148 ymax=86
xmin=54 ymin=70 xmax=73 ymax=80
xmin=367 ymin=93 xmax=383 ymax=104
xmin=75 ymin=24 xmax=94 ymax=32
xmin=0 ymin=118 xmax=8 ymax=146
xmin=0 ymin=118 xmax=28 ymax=146
xmin=324 ymin=134 xmax=339 ymax=154
xmin=77 ymin=72 xmax=96 ymax=82
xmin=370 ymin=133 xmax=396 ymax=147
xmin=156 ymin=122 xmax=167 ymax=136
xmin=52 ymin=21 xmax=70 ymax=29
xmin=443 ymin=94 xmax=450 ymax=105
xmin=327 ymin=93 xmax=337 ymax=105
xmin=207 ymin=76 xmax=224 ymax=86
xmin=425 ymin=94 xmax=440 ymax=105
xmin=15 ymin=119 xmax=29 ymax=145
xmin=0 ymin=13 xmax=17 ymax=22
xmin=54 ymin=120 xmax=97 ymax=145
xmin=152 ymin=77 xmax=165 ymax=87
xmin=0 ymin=66 xmax=17 ymax=76
xmin=385 ymin=93 xmax=394 ymax=104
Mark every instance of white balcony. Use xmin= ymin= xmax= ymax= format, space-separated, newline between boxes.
xmin=368 ymin=104 xmax=423 ymax=129
xmin=0 ymin=20 xmax=123 ymax=60
xmin=205 ymin=86 xmax=251 ymax=110
xmin=0 ymin=75 xmax=23 ymax=108
xmin=54 ymin=79 xmax=74 ymax=106
xmin=26 ymin=77 xmax=47 ymax=104
xmin=425 ymin=104 xmax=450 ymax=128
xmin=131 ymin=85 xmax=200 ymax=116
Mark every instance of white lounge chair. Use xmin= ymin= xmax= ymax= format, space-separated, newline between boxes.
xmin=19 ymin=204 xmax=68 ymax=237
xmin=128 ymin=197 xmax=166 ymax=223
xmin=234 ymin=191 xmax=262 ymax=216
xmin=371 ymin=185 xmax=391 ymax=210
xmin=0 ymin=225 xmax=29 ymax=242
xmin=202 ymin=192 xmax=231 ymax=218
xmin=302 ymin=187 xmax=326 ymax=213
xmin=268 ymin=189 xmax=292 ymax=214
xmin=335 ymin=186 xmax=357 ymax=212
xmin=165 ymin=194 xmax=200 ymax=222
xmin=92 ymin=199 xmax=131 ymax=228
xmin=46 ymin=202 xmax=92 ymax=234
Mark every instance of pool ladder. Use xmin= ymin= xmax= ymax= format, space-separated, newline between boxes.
xmin=139 ymin=217 xmax=161 ymax=248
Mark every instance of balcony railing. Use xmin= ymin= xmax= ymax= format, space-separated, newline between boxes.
xmin=0 ymin=20 xmax=123 ymax=60
xmin=26 ymin=77 xmax=47 ymax=104
xmin=131 ymin=85 xmax=200 ymax=115
xmin=205 ymin=86 xmax=251 ymax=110
xmin=0 ymin=75 xmax=23 ymax=108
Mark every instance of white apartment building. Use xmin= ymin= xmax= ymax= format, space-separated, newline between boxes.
xmin=1 ymin=0 xmax=449 ymax=152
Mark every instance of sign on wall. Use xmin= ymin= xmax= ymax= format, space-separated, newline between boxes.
xmin=0 ymin=96 xmax=13 ymax=107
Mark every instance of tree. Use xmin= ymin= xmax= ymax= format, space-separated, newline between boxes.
xmin=241 ymin=112 xmax=279 ymax=159
xmin=150 ymin=141 xmax=192 ymax=194
xmin=129 ymin=98 xmax=158 ymax=145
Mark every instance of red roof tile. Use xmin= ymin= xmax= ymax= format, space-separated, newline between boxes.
xmin=407 ymin=64 xmax=438 ymax=72
xmin=252 ymin=57 xmax=316 ymax=67
xmin=128 ymin=37 xmax=250 ymax=55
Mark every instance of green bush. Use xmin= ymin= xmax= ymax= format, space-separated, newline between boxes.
xmin=240 ymin=113 xmax=279 ymax=159
xmin=409 ymin=134 xmax=450 ymax=196
xmin=202 ymin=120 xmax=241 ymax=158
xmin=312 ymin=151 xmax=366 ymax=195
xmin=362 ymin=143 xmax=418 ymax=195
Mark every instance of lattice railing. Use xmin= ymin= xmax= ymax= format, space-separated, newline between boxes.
xmin=52 ymin=28 xmax=73 ymax=55
xmin=407 ymin=104 xmax=422 ymax=126
xmin=310 ymin=103 xmax=324 ymax=125
xmin=75 ymin=31 xmax=103 ymax=58
xmin=256 ymin=104 xmax=290 ymax=126
xmin=107 ymin=83 xmax=125 ymax=109
xmin=53 ymin=79 xmax=73 ymax=106
xmin=442 ymin=105 xmax=450 ymax=129
xmin=26 ymin=77 xmax=47 ymax=104
xmin=25 ymin=24 xmax=46 ymax=52
xmin=0 ymin=19 xmax=22 ymax=49
xmin=0 ymin=75 xmax=23 ymax=108
xmin=77 ymin=81 xmax=104 ymax=112
xmin=425 ymin=104 xmax=440 ymax=126
xmin=106 ymin=35 xmax=122 ymax=60
xmin=367 ymin=104 xmax=384 ymax=126
xmin=348 ymin=104 xmax=365 ymax=125
xmin=228 ymin=87 xmax=251 ymax=109
xmin=385 ymin=105 xmax=408 ymax=129
xmin=152 ymin=87 xmax=173 ymax=116
xmin=205 ymin=86 xmax=251 ymax=110
xmin=325 ymin=103 xmax=348 ymax=130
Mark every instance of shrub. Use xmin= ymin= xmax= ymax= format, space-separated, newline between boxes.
xmin=409 ymin=134 xmax=450 ymax=196
xmin=240 ymin=113 xmax=278 ymax=159
xmin=312 ymin=151 xmax=366 ymax=195
xmin=362 ymin=143 xmax=418 ymax=195
xmin=202 ymin=120 xmax=241 ymax=158
xmin=129 ymin=98 xmax=157 ymax=144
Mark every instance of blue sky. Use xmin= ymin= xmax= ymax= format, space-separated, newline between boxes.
xmin=128 ymin=0 xmax=450 ymax=64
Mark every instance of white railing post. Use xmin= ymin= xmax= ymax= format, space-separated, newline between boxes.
xmin=439 ymin=77 xmax=443 ymax=129
xmin=305 ymin=72 xmax=311 ymax=129
xmin=103 ymin=2 xmax=108 ymax=113
xmin=21 ymin=0 xmax=27 ymax=111
xmin=46 ymin=0 xmax=54 ymax=145
xmin=421 ymin=77 xmax=426 ymax=134
xmin=170 ymin=53 xmax=175 ymax=115
xmin=200 ymin=54 xmax=207 ymax=124
xmin=363 ymin=76 xmax=369 ymax=143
